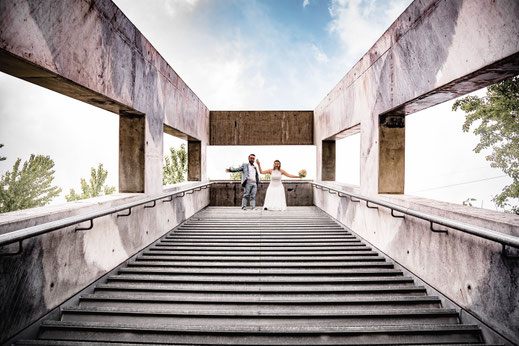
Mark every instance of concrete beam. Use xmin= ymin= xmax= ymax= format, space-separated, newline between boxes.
xmin=210 ymin=111 xmax=313 ymax=145
xmin=0 ymin=0 xmax=210 ymax=194
xmin=314 ymin=0 xmax=519 ymax=195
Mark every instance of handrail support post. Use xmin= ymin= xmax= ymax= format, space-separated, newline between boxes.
xmin=75 ymin=219 xmax=94 ymax=232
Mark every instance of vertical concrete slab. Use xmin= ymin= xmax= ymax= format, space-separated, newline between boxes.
xmin=322 ymin=140 xmax=336 ymax=181
xmin=188 ymin=140 xmax=201 ymax=181
xmin=378 ymin=114 xmax=405 ymax=194
xmin=119 ymin=112 xmax=145 ymax=193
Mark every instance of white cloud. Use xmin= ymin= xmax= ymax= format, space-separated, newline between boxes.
xmin=310 ymin=44 xmax=329 ymax=63
xmin=303 ymin=0 xmax=310 ymax=8
xmin=328 ymin=0 xmax=411 ymax=64
xmin=162 ymin=0 xmax=200 ymax=17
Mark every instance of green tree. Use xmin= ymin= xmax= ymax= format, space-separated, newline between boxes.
xmin=452 ymin=76 xmax=519 ymax=213
xmin=66 ymin=163 xmax=116 ymax=201
xmin=0 ymin=144 xmax=6 ymax=161
xmin=0 ymin=154 xmax=62 ymax=212
xmin=229 ymin=166 xmax=242 ymax=181
xmin=163 ymin=144 xmax=187 ymax=185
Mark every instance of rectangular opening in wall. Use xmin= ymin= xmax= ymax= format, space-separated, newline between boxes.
xmin=0 ymin=72 xmax=119 ymax=213
xmin=207 ymin=146 xmax=315 ymax=181
xmin=405 ymin=75 xmax=518 ymax=213
xmin=336 ymin=130 xmax=360 ymax=186
xmin=163 ymin=127 xmax=188 ymax=188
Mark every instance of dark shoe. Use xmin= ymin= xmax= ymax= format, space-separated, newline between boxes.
xmin=241 ymin=206 xmax=247 ymax=210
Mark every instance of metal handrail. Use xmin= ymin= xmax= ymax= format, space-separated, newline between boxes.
xmin=311 ymin=181 xmax=519 ymax=254
xmin=0 ymin=182 xmax=213 ymax=250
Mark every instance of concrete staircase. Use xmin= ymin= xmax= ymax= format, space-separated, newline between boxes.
xmin=17 ymin=206 xmax=499 ymax=345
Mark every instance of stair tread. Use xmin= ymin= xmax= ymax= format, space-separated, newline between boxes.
xmin=80 ymin=294 xmax=440 ymax=303
xmin=107 ymin=275 xmax=414 ymax=283
xmin=63 ymin=306 xmax=457 ymax=316
xmin=40 ymin=320 xmax=481 ymax=333
xmin=96 ymin=283 xmax=425 ymax=293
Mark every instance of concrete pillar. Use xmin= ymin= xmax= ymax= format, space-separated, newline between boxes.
xmin=378 ymin=114 xmax=405 ymax=193
xmin=119 ymin=112 xmax=145 ymax=193
xmin=188 ymin=140 xmax=201 ymax=181
xmin=322 ymin=140 xmax=336 ymax=181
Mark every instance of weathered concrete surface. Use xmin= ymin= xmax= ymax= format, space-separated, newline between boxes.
xmin=210 ymin=181 xmax=313 ymax=207
xmin=0 ymin=184 xmax=209 ymax=344
xmin=314 ymin=184 xmax=519 ymax=344
xmin=0 ymin=0 xmax=209 ymax=193
xmin=314 ymin=0 xmax=519 ymax=195
xmin=210 ymin=111 xmax=313 ymax=145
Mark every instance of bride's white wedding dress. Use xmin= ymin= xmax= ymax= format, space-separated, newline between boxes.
xmin=263 ymin=170 xmax=287 ymax=211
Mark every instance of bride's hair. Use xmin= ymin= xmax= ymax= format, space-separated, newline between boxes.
xmin=273 ymin=160 xmax=281 ymax=170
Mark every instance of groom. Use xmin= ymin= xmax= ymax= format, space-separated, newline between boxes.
xmin=226 ymin=154 xmax=260 ymax=210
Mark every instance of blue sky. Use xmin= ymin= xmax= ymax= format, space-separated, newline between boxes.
xmin=0 ymin=0 xmax=512 ymax=212
xmin=111 ymin=0 xmax=412 ymax=109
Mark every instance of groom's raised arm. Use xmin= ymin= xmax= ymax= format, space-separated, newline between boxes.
xmin=226 ymin=164 xmax=244 ymax=173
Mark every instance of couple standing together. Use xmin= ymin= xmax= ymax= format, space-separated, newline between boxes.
xmin=226 ymin=154 xmax=301 ymax=211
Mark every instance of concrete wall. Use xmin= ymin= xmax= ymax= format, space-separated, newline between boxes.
xmin=210 ymin=111 xmax=313 ymax=145
xmin=0 ymin=0 xmax=210 ymax=194
xmin=0 ymin=185 xmax=210 ymax=343
xmin=314 ymin=0 xmax=519 ymax=194
xmin=313 ymin=0 xmax=519 ymax=343
xmin=210 ymin=181 xmax=313 ymax=207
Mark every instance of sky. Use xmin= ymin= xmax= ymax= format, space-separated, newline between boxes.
xmin=0 ymin=0 xmax=513 ymax=212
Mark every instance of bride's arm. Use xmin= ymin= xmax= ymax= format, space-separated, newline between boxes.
xmin=281 ymin=169 xmax=300 ymax=178
xmin=256 ymin=160 xmax=272 ymax=175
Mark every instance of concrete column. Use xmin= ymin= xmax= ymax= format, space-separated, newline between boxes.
xmin=378 ymin=114 xmax=405 ymax=194
xmin=322 ymin=140 xmax=336 ymax=181
xmin=119 ymin=112 xmax=145 ymax=193
xmin=188 ymin=140 xmax=201 ymax=181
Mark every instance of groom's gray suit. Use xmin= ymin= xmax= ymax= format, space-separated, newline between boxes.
xmin=229 ymin=163 xmax=259 ymax=208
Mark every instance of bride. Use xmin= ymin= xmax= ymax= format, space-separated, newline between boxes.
xmin=256 ymin=159 xmax=300 ymax=211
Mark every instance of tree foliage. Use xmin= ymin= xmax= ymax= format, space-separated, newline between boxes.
xmin=163 ymin=144 xmax=187 ymax=185
xmin=66 ymin=163 xmax=116 ymax=201
xmin=452 ymin=76 xmax=519 ymax=213
xmin=0 ymin=154 xmax=62 ymax=212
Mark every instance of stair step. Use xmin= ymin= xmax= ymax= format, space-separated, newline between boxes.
xmin=159 ymin=240 xmax=362 ymax=246
xmin=107 ymin=275 xmax=415 ymax=284
xmin=145 ymin=249 xmax=375 ymax=255
xmin=78 ymin=294 xmax=442 ymax=311
xmin=152 ymin=245 xmax=371 ymax=251
xmin=95 ymin=283 xmax=426 ymax=295
xmin=60 ymin=306 xmax=459 ymax=325
xmin=127 ymin=261 xmax=393 ymax=268
xmin=136 ymin=255 xmax=385 ymax=261
xmin=166 ymin=235 xmax=357 ymax=240
xmin=16 ymin=341 xmax=503 ymax=346
xmin=117 ymin=267 xmax=403 ymax=276
xmin=37 ymin=320 xmax=483 ymax=345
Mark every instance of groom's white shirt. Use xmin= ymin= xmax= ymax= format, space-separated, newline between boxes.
xmin=247 ymin=164 xmax=256 ymax=181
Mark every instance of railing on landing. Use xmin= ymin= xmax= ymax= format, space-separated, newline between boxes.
xmin=0 ymin=181 xmax=213 ymax=256
xmin=311 ymin=181 xmax=519 ymax=257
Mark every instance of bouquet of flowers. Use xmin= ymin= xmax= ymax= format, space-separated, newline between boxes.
xmin=298 ymin=169 xmax=307 ymax=178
